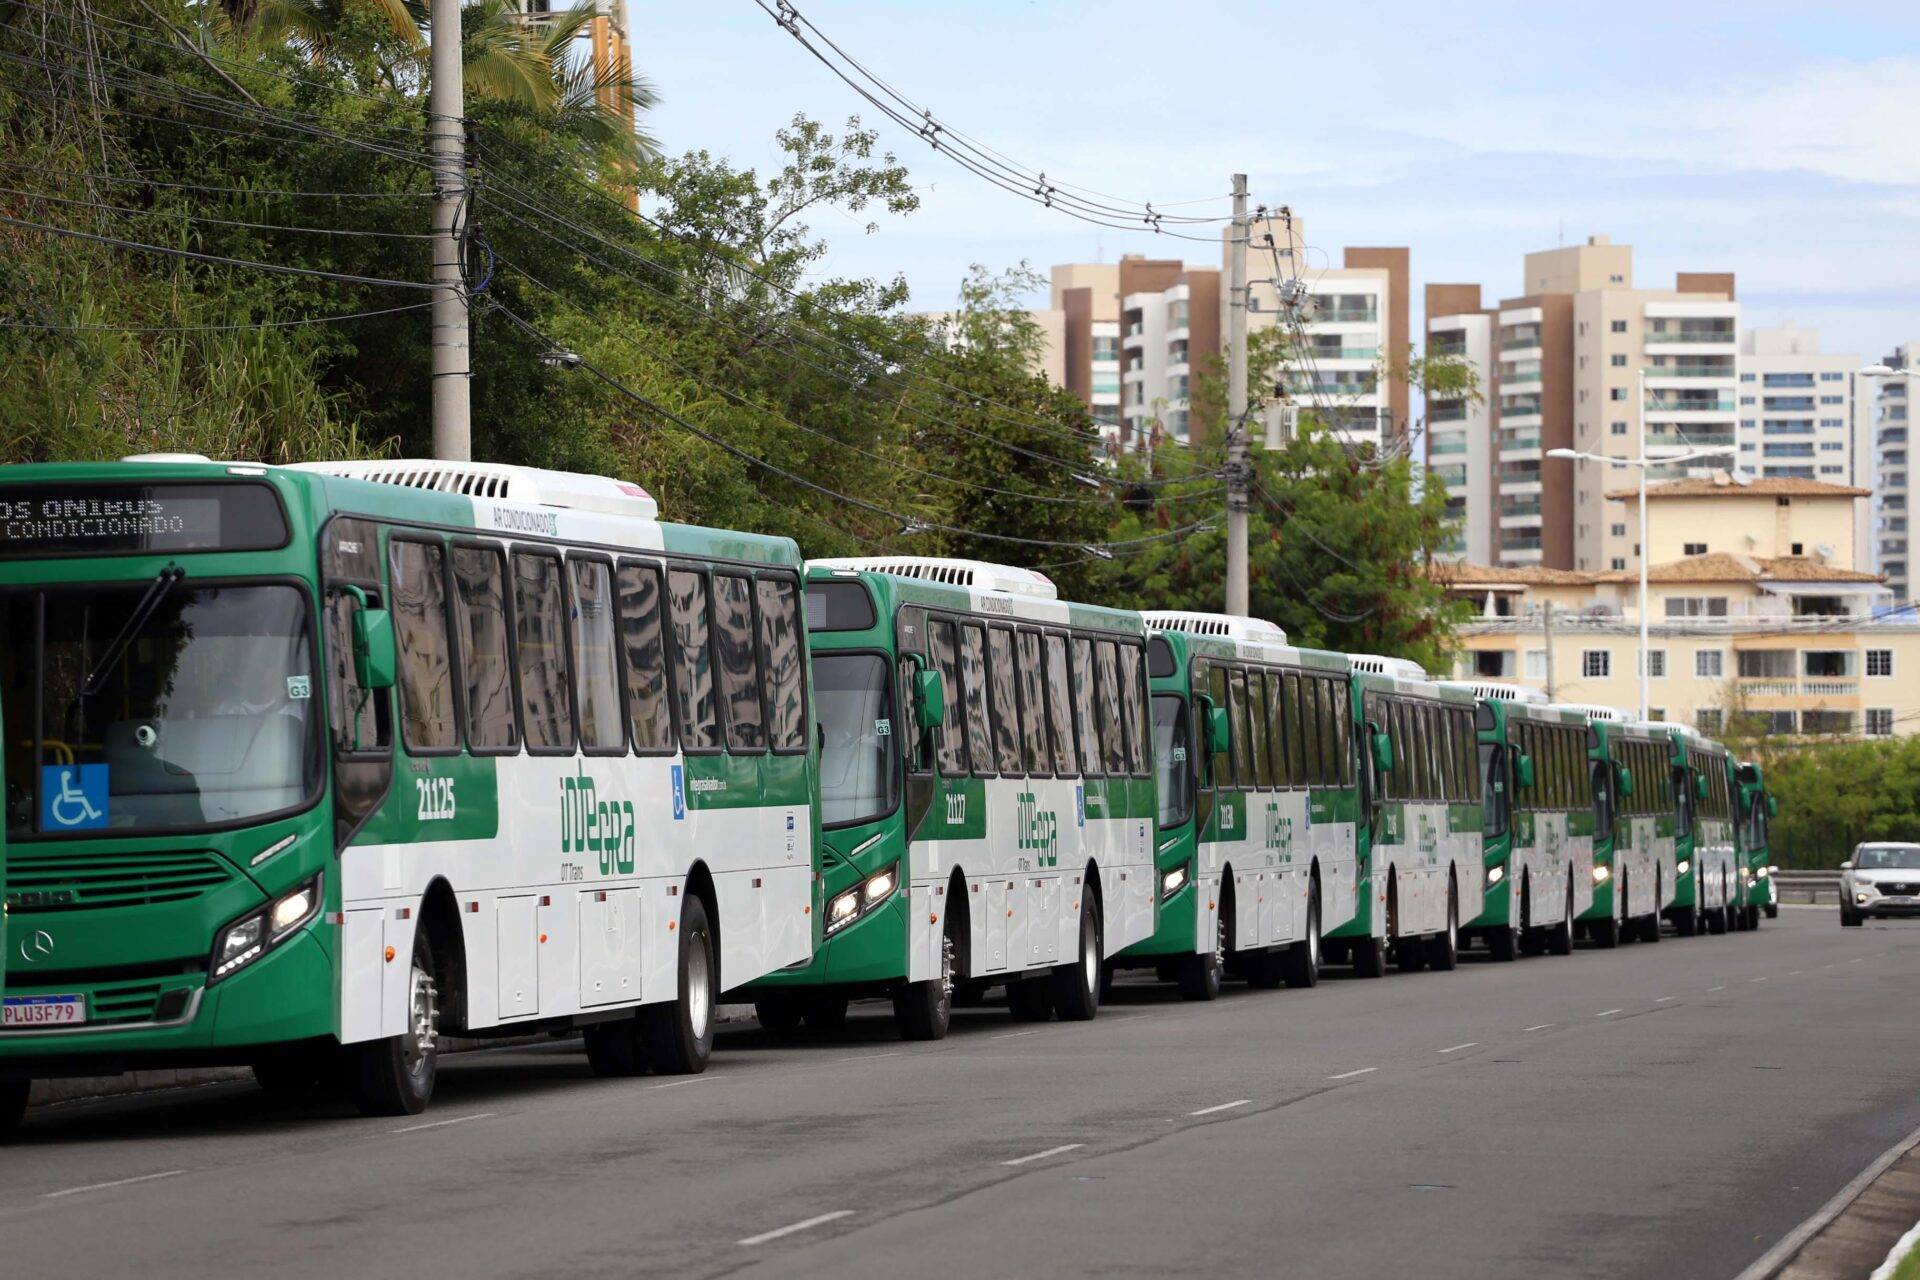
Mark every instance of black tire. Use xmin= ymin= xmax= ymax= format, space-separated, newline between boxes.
xmin=1006 ymin=975 xmax=1055 ymax=1022
xmin=1708 ymin=904 xmax=1729 ymax=935
xmin=1840 ymin=902 xmax=1862 ymax=927
xmin=1427 ymin=878 xmax=1460 ymax=972
xmin=1764 ymin=903 xmax=1778 ymax=919
xmin=251 ymin=1052 xmax=335 ymax=1099
xmin=1282 ymin=883 xmax=1322 ymax=989
xmin=1592 ymin=874 xmax=1622 ymax=950
xmin=1245 ymin=946 xmax=1285 ymax=989
xmin=1675 ymin=901 xmax=1699 ymax=938
xmin=1745 ymin=905 xmax=1761 ymax=931
xmin=894 ymin=913 xmax=957 ymax=1041
xmin=1488 ymin=920 xmax=1521 ymax=962
xmin=583 ymin=1014 xmax=647 ymax=1077
xmin=1051 ymin=894 xmax=1102 ymax=1021
xmin=1397 ymin=935 xmax=1429 ymax=973
xmin=1176 ymin=950 xmax=1222 ymax=1001
xmin=1 ymin=1078 xmax=30 ymax=1142
xmin=1351 ymin=933 xmax=1387 ymax=978
xmin=641 ymin=894 xmax=715 ymax=1075
xmin=753 ymin=995 xmax=806 ymax=1038
xmin=346 ymin=930 xmax=440 ymax=1117
xmin=802 ymin=995 xmax=850 ymax=1032
xmin=1546 ymin=880 xmax=1575 ymax=957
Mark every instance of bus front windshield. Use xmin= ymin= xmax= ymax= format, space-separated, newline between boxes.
xmin=2 ymin=582 xmax=321 ymax=837
xmin=1152 ymin=694 xmax=1193 ymax=830
xmin=813 ymin=652 xmax=899 ymax=828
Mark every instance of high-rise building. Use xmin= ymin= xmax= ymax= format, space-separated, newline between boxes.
xmin=1737 ymin=324 xmax=1870 ymax=569
xmin=1871 ymin=343 xmax=1918 ymax=599
xmin=1424 ymin=284 xmax=1496 ymax=562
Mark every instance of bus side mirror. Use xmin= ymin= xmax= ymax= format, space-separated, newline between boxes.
xmin=1200 ymin=697 xmax=1230 ymax=757
xmin=351 ymin=606 xmax=396 ymax=692
xmin=1371 ymin=729 xmax=1395 ymax=775
xmin=912 ymin=668 xmax=947 ymax=728
xmin=1615 ymin=763 xmax=1634 ymax=799
xmin=1695 ymin=775 xmax=1710 ymax=802
xmin=1514 ymin=752 xmax=1535 ymax=790
xmin=1766 ymin=795 xmax=1778 ymax=818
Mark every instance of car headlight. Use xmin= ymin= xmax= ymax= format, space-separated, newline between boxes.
xmin=1161 ymin=862 xmax=1190 ymax=900
xmin=1593 ymin=864 xmax=1611 ymax=884
xmin=1676 ymin=859 xmax=1691 ymax=877
xmin=1487 ymin=865 xmax=1505 ymax=887
xmin=826 ymin=862 xmax=899 ymax=936
xmin=210 ymin=873 xmax=322 ymax=984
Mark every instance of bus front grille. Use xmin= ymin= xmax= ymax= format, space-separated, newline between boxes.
xmin=5 ymin=849 xmax=234 ymax=913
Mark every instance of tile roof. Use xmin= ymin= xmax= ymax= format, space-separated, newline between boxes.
xmin=1606 ymin=476 xmax=1871 ymax=501
xmin=1430 ymin=560 xmax=1598 ymax=588
xmin=1593 ymin=553 xmax=1885 ymax=585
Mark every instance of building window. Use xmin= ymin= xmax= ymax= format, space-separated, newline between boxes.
xmin=1610 ymin=354 xmax=1627 ymax=367
xmin=1611 ymin=523 xmax=1627 ymax=537
xmin=1611 ymin=421 xmax=1628 ymax=435
xmin=1610 ymin=275 xmax=1625 ymax=284
xmin=1867 ymin=649 xmax=1894 ymax=677
xmin=1763 ymin=710 xmax=1797 ymax=735
xmin=1683 ymin=542 xmax=1706 ymax=556
xmin=1821 ymin=371 xmax=1845 ymax=382
xmin=1868 ymin=708 xmax=1895 ymax=737
xmin=1740 ymin=373 xmax=1755 ymax=383
xmin=1696 ymin=649 xmax=1724 ymax=678
xmin=1582 ymin=649 xmax=1610 ymax=679
xmin=1667 ymin=596 xmax=1729 ymax=617
xmin=1696 ymin=708 xmax=1724 ymax=732
xmin=1524 ymin=649 xmax=1547 ymax=680
xmin=1609 ymin=388 xmax=1626 ymax=402
xmin=1649 ymin=708 xmax=1666 ymax=721
xmin=1641 ymin=649 xmax=1667 ymax=678
xmin=1610 ymin=557 xmax=1627 ymax=571
xmin=1610 ymin=321 xmax=1626 ymax=333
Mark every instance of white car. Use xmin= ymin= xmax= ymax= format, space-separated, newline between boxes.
xmin=1841 ymin=843 xmax=1920 ymax=926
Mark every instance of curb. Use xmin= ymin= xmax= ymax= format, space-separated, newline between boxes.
xmin=1738 ymin=1124 xmax=1920 ymax=1280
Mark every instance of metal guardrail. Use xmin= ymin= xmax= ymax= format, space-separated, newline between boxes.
xmin=1775 ymin=869 xmax=1841 ymax=905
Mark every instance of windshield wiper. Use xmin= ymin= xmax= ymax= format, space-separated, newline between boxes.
xmin=80 ymin=565 xmax=185 ymax=697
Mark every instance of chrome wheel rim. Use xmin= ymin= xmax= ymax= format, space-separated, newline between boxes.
xmin=1307 ymin=897 xmax=1321 ymax=969
xmin=1081 ymin=913 xmax=1098 ymax=994
xmin=687 ymin=935 xmax=713 ymax=1041
xmin=404 ymin=960 xmax=437 ymax=1083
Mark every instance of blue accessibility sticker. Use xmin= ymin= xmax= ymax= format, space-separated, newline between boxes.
xmin=670 ymin=764 xmax=685 ymax=821
xmin=42 ymin=764 xmax=109 ymax=831
xmin=1076 ymin=784 xmax=1086 ymax=828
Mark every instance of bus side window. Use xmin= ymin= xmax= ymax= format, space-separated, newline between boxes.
xmin=1016 ymin=630 xmax=1050 ymax=774
xmin=1096 ymin=639 xmax=1128 ymax=776
xmin=986 ymin=626 xmax=1024 ymax=776
xmin=1072 ymin=636 xmax=1104 ymax=778
xmin=615 ymin=561 xmax=674 ymax=754
xmin=929 ymin=618 xmax=968 ymax=776
xmin=1296 ymin=675 xmax=1317 ymax=788
xmin=1121 ymin=644 xmax=1149 ymax=778
xmin=1225 ymin=667 xmax=1251 ymax=789
xmin=1247 ymin=670 xmax=1273 ymax=790
xmin=713 ymin=574 xmax=766 ymax=753
xmin=390 ymin=537 xmax=458 ymax=754
xmin=1334 ymin=680 xmax=1354 ymax=787
xmin=754 ymin=577 xmax=807 ymax=753
xmin=569 ymin=558 xmax=626 ymax=755
xmin=960 ymin=623 xmax=994 ymax=776
xmin=1043 ymin=633 xmax=1077 ymax=777
xmin=452 ymin=544 xmax=519 ymax=754
xmin=512 ymin=551 xmax=574 ymax=753
xmin=666 ymin=568 xmax=719 ymax=752
xmin=1268 ymin=672 xmax=1292 ymax=788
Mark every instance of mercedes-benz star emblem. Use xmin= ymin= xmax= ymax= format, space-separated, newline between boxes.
xmin=20 ymin=930 xmax=54 ymax=963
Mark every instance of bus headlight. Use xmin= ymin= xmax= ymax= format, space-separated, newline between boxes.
xmin=1161 ymin=862 xmax=1190 ymax=901
xmin=826 ymin=863 xmax=899 ymax=936
xmin=1676 ymin=860 xmax=1691 ymax=877
xmin=1755 ymin=866 xmax=1770 ymax=879
xmin=210 ymin=874 xmax=323 ymax=984
xmin=1592 ymin=864 xmax=1611 ymax=884
xmin=1487 ymin=865 xmax=1505 ymax=887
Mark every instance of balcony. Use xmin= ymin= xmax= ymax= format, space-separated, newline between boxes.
xmin=1500 ymin=335 xmax=1542 ymax=352
xmin=1643 ymin=365 xmax=1735 ymax=379
xmin=1429 ymin=438 xmax=1468 ymax=456
xmin=1646 ymin=398 xmax=1737 ymax=414
xmin=1429 ymin=340 xmax=1466 ymax=358
xmin=1735 ymin=679 xmax=1861 ymax=700
xmin=1429 ymin=403 xmax=1468 ymax=423
xmin=1644 ymin=328 xmax=1736 ymax=345
xmin=1313 ymin=309 xmax=1378 ymax=325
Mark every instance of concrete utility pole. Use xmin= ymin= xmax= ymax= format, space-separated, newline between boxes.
xmin=1542 ymin=603 xmax=1555 ymax=701
xmin=428 ymin=0 xmax=471 ymax=461
xmin=1225 ymin=173 xmax=1250 ymax=617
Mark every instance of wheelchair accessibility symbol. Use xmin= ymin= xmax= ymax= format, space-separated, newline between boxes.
xmin=41 ymin=764 xmax=109 ymax=831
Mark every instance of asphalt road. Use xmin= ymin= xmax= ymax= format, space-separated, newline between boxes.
xmin=4 ymin=908 xmax=1918 ymax=1280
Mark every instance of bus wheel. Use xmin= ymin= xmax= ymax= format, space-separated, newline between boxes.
xmin=1176 ymin=951 xmax=1222 ymax=1001
xmin=1006 ymin=976 xmax=1055 ymax=1022
xmin=1282 ymin=884 xmax=1322 ymax=989
xmin=1 ymin=1079 xmax=29 ymax=1141
xmin=1745 ymin=905 xmax=1761 ymax=931
xmin=1546 ymin=880 xmax=1575 ymax=956
xmin=1675 ymin=901 xmax=1699 ymax=938
xmin=347 ymin=931 xmax=440 ymax=1117
xmin=803 ymin=996 xmax=850 ymax=1032
xmin=1765 ymin=902 xmax=1778 ymax=920
xmin=1351 ymin=932 xmax=1387 ymax=978
xmin=753 ymin=996 xmax=806 ymax=1039
xmin=584 ymin=1014 xmax=648 ymax=1078
xmin=895 ymin=919 xmax=957 ymax=1041
xmin=641 ymin=895 xmax=715 ymax=1075
xmin=251 ymin=1052 xmax=335 ymax=1100
xmin=1708 ymin=904 xmax=1729 ymax=935
xmin=1426 ymin=878 xmax=1459 ymax=972
xmin=1051 ymin=895 xmax=1103 ymax=1021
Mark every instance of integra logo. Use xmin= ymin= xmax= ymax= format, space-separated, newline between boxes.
xmin=561 ymin=763 xmax=637 ymax=875
xmin=1017 ymin=791 xmax=1059 ymax=867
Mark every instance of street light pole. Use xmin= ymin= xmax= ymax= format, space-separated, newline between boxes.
xmin=1225 ymin=173 xmax=1250 ymax=617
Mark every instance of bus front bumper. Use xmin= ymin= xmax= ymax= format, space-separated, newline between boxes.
xmin=745 ymin=895 xmax=909 ymax=992
xmin=1117 ymin=881 xmax=1199 ymax=960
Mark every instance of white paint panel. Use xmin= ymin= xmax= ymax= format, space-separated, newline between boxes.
xmin=578 ymin=888 xmax=643 ymax=1007
xmin=496 ymin=895 xmax=540 ymax=1018
xmin=340 ymin=908 xmax=385 ymax=1045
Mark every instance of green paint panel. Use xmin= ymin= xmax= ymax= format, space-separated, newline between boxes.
xmin=358 ymin=754 xmax=500 ymax=845
xmin=914 ymin=776 xmax=988 ymax=841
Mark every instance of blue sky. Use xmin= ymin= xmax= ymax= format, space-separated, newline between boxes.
xmin=636 ymin=1 xmax=1919 ymax=359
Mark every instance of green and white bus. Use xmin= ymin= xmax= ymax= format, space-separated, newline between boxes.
xmin=1110 ymin=612 xmax=1357 ymax=999
xmin=1734 ymin=760 xmax=1777 ymax=929
xmin=1575 ymin=709 xmax=1676 ymax=947
xmin=1339 ymin=657 xmax=1484 ymax=974
xmin=1 ymin=457 xmax=819 ymax=1128
xmin=1448 ymin=683 xmax=1592 ymax=960
xmin=1652 ymin=724 xmax=1733 ymax=937
xmin=747 ymin=557 xmax=1157 ymax=1035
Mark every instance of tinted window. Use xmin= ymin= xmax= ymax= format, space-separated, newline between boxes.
xmin=1017 ymin=630 xmax=1050 ymax=773
xmin=1204 ymin=662 xmax=1230 ymax=788
xmin=1247 ymin=671 xmax=1273 ymax=789
xmin=756 ymin=577 xmax=807 ymax=752
xmin=929 ymin=619 xmax=968 ymax=775
xmin=804 ymin=579 xmax=876 ymax=632
xmin=568 ymin=559 xmax=624 ymax=753
xmin=390 ymin=539 xmax=457 ymax=753
xmin=1044 ymin=633 xmax=1077 ymax=776
xmin=1096 ymin=641 xmax=1128 ymax=775
xmin=1225 ymin=668 xmax=1251 ymax=789
xmin=1120 ymin=645 xmax=1149 ymax=776
xmin=713 ymin=575 xmax=765 ymax=752
xmin=451 ymin=544 xmax=518 ymax=752
xmin=987 ymin=627 xmax=1024 ymax=774
xmin=512 ymin=552 xmax=571 ymax=751
xmin=616 ymin=562 xmax=673 ymax=752
xmin=667 ymin=569 xmax=719 ymax=751
xmin=1072 ymin=637 xmax=1103 ymax=776
xmin=961 ymin=623 xmax=994 ymax=775
xmin=1147 ymin=636 xmax=1176 ymax=679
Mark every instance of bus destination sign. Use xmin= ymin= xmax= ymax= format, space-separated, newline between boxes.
xmin=0 ymin=482 xmax=289 ymax=557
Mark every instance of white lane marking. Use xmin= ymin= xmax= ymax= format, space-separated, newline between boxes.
xmin=994 ymin=1030 xmax=1039 ymax=1040
xmin=836 ymin=1051 xmax=902 ymax=1062
xmin=1524 ymin=1023 xmax=1556 ymax=1032
xmin=43 ymin=1170 xmax=186 ymax=1199
xmin=1707 ymin=985 xmax=1727 ymax=992
xmin=1789 ymin=970 xmax=1804 ymax=976
xmin=1655 ymin=996 xmax=1675 ymax=1003
xmin=1327 ymin=1067 xmax=1378 ymax=1080
xmin=736 ymin=1210 xmax=855 ymax=1247
xmin=1438 ymin=1042 xmax=1478 ymax=1055
xmin=1188 ymin=1099 xmax=1251 ymax=1117
xmin=1851 ymin=958 xmax=1864 ymax=963
xmin=1002 ymin=1143 xmax=1084 ymax=1167
xmin=1733 ymin=1122 xmax=1920 ymax=1280
xmin=391 ymin=1111 xmax=496 ymax=1134
xmin=648 ymin=1077 xmax=716 ymax=1090
xmin=1750 ymin=976 xmax=1769 ymax=983
xmin=1597 ymin=1009 xmax=1622 ymax=1017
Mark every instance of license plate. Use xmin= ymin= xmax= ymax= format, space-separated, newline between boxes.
xmin=2 ymin=995 xmax=87 ymax=1028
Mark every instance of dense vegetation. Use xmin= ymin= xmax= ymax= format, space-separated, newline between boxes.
xmin=1741 ymin=734 xmax=1920 ymax=868
xmin=0 ymin=0 xmax=1463 ymax=661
